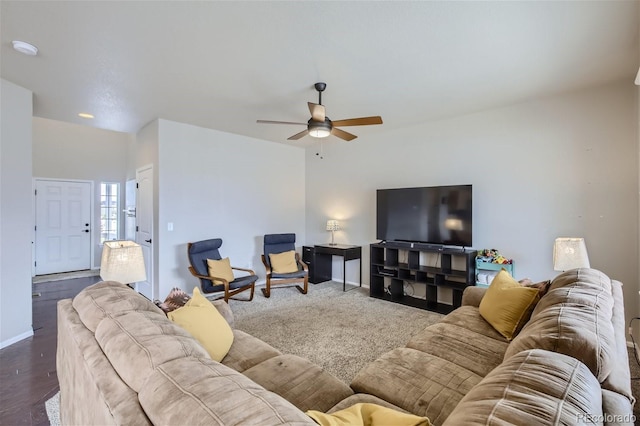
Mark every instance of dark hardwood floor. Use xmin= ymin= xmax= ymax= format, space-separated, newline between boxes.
xmin=0 ymin=276 xmax=100 ymax=425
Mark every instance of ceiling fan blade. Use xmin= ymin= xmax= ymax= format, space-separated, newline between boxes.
xmin=287 ymin=129 xmax=309 ymax=140
xmin=308 ymin=102 xmax=326 ymax=122
xmin=257 ymin=120 xmax=307 ymax=126
xmin=331 ymin=116 xmax=383 ymax=127
xmin=331 ymin=127 xmax=357 ymax=141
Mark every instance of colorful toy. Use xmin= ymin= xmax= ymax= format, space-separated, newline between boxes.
xmin=476 ymin=248 xmax=512 ymax=264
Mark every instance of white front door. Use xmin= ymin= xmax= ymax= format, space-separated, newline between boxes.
xmin=35 ymin=179 xmax=92 ymax=275
xmin=135 ymin=165 xmax=154 ymax=300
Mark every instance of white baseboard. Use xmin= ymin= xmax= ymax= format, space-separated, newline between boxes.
xmin=0 ymin=328 xmax=34 ymax=349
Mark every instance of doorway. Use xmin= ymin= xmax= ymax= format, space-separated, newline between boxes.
xmin=135 ymin=165 xmax=154 ymax=300
xmin=34 ymin=179 xmax=92 ymax=275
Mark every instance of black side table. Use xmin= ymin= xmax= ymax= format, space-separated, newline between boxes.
xmin=313 ymin=244 xmax=362 ymax=291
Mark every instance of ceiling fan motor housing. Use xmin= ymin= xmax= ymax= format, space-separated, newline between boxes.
xmin=308 ymin=117 xmax=332 ymax=138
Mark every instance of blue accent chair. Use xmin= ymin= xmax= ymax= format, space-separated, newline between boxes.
xmin=187 ymin=238 xmax=257 ymax=302
xmin=261 ymin=233 xmax=308 ymax=298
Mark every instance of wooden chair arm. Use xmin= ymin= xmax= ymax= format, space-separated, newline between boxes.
xmin=261 ymin=254 xmax=272 ymax=276
xmin=295 ymin=253 xmax=309 ymax=272
xmin=188 ymin=266 xmax=231 ymax=285
xmin=231 ymin=266 xmax=256 ymax=275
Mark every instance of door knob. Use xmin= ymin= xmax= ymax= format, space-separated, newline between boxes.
xmin=145 ymin=239 xmax=152 ymax=243
xmin=85 ymin=223 xmax=89 ymax=227
xmin=82 ymin=230 xmax=89 ymax=233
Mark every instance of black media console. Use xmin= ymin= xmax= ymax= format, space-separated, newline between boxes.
xmin=369 ymin=242 xmax=477 ymax=314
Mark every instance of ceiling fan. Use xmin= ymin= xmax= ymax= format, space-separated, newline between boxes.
xmin=257 ymin=82 xmax=383 ymax=142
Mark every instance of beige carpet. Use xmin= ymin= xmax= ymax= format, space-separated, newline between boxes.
xmin=230 ymin=281 xmax=443 ymax=384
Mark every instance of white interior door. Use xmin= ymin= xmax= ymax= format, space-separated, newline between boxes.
xmin=135 ymin=166 xmax=154 ymax=300
xmin=124 ymin=179 xmax=137 ymax=241
xmin=35 ymin=179 xmax=92 ymax=275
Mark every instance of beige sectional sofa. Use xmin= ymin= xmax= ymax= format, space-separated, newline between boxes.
xmin=57 ymin=268 xmax=635 ymax=425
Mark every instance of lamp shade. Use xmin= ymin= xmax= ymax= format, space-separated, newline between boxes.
xmin=553 ymin=237 xmax=590 ymax=271
xmin=100 ymin=240 xmax=147 ymax=283
xmin=326 ymin=220 xmax=340 ymax=231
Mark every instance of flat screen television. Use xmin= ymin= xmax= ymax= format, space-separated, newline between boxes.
xmin=376 ymin=185 xmax=472 ymax=247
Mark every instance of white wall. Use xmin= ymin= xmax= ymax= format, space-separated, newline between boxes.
xmin=32 ymin=117 xmax=133 ymax=267
xmin=0 ymin=79 xmax=34 ymax=348
xmin=305 ymin=80 xmax=639 ymax=327
xmin=154 ymin=119 xmax=305 ymax=299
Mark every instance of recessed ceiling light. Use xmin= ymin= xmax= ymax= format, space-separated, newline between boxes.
xmin=78 ymin=113 xmax=94 ymax=119
xmin=12 ymin=40 xmax=38 ymax=56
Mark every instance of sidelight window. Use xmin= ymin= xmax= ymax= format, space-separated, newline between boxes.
xmin=100 ymin=182 xmax=119 ymax=243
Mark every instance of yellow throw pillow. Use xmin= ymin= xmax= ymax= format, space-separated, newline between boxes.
xmin=269 ymin=250 xmax=299 ymax=273
xmin=479 ymin=269 xmax=540 ymax=341
xmin=207 ymin=257 xmax=235 ymax=284
xmin=168 ymin=287 xmax=234 ymax=361
xmin=306 ymin=403 xmax=431 ymax=426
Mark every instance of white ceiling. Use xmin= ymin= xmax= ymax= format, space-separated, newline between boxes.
xmin=1 ymin=1 xmax=638 ymax=145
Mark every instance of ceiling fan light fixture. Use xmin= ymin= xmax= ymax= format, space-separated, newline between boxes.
xmin=308 ymin=121 xmax=331 ymax=138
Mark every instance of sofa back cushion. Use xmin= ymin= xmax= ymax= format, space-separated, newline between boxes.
xmin=95 ymin=310 xmax=210 ymax=392
xmin=138 ymin=357 xmax=316 ymax=425
xmin=504 ymin=268 xmax=615 ymax=382
xmin=72 ymin=281 xmax=163 ymax=332
xmin=443 ymin=349 xmax=603 ymax=425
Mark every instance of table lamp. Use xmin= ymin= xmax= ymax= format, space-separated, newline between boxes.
xmin=553 ymin=237 xmax=590 ymax=271
xmin=100 ymin=240 xmax=147 ymax=285
xmin=326 ymin=220 xmax=340 ymax=245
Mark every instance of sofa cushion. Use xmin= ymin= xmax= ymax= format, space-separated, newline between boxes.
xmin=406 ymin=321 xmax=508 ymax=377
xmin=168 ymin=287 xmax=234 ymax=361
xmin=72 ymin=281 xmax=163 ymax=332
xmin=442 ymin=349 xmax=603 ymax=425
xmin=57 ymin=299 xmax=151 ymax=425
xmin=350 ymin=347 xmax=482 ymax=425
xmin=479 ymin=269 xmax=539 ymax=340
xmin=601 ymin=280 xmax=635 ymax=402
xmin=221 ymin=329 xmax=282 ymax=372
xmin=95 ymin=310 xmax=210 ymax=392
xmin=138 ymin=357 xmax=316 ymax=425
xmin=504 ymin=268 xmax=616 ymax=382
xmin=438 ymin=305 xmax=507 ymax=343
xmin=243 ymin=354 xmax=354 ymax=413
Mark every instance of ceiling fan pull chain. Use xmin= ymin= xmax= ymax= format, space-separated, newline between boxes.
xmin=316 ymin=141 xmax=324 ymax=159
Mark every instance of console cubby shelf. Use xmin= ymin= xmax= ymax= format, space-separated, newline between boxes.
xmin=370 ymin=242 xmax=477 ymax=314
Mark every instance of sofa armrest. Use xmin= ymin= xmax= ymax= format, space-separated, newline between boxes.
xmin=462 ymin=286 xmax=486 ymax=307
xmin=211 ymin=300 xmax=235 ymax=327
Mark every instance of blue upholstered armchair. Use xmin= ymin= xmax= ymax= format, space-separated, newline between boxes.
xmin=187 ymin=238 xmax=257 ymax=302
xmin=260 ymin=233 xmax=308 ymax=298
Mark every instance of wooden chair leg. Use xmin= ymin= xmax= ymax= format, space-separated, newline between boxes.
xmin=247 ymin=284 xmax=255 ymax=301
xmin=261 ymin=277 xmax=271 ymax=298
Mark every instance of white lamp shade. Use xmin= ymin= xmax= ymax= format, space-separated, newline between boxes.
xmin=553 ymin=237 xmax=590 ymax=271
xmin=326 ymin=220 xmax=340 ymax=231
xmin=100 ymin=240 xmax=147 ymax=283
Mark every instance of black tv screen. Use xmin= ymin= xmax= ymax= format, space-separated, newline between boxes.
xmin=376 ymin=185 xmax=472 ymax=247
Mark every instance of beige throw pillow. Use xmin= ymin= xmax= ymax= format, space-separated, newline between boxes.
xmin=479 ymin=269 xmax=540 ymax=340
xmin=206 ymin=257 xmax=234 ymax=284
xmin=269 ymin=250 xmax=298 ymax=273
xmin=168 ymin=287 xmax=234 ymax=361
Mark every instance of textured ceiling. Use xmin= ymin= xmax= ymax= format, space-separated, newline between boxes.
xmin=1 ymin=1 xmax=638 ymax=145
